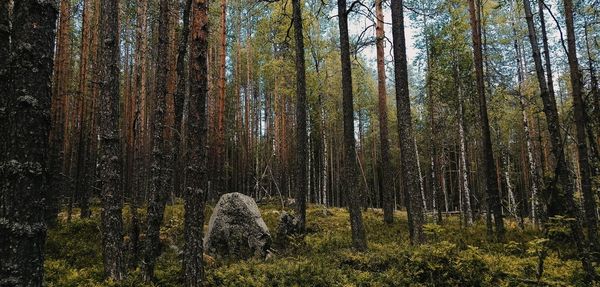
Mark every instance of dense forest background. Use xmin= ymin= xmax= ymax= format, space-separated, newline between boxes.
xmin=1 ymin=0 xmax=600 ymax=285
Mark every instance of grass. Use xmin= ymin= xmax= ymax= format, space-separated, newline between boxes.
xmin=44 ymin=200 xmax=596 ymax=286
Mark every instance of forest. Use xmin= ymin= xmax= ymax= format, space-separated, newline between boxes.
xmin=1 ymin=0 xmax=600 ymax=285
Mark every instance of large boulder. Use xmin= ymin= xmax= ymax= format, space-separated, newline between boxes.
xmin=204 ymin=192 xmax=271 ymax=259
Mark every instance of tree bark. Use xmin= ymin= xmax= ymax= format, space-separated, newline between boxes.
xmin=584 ymin=19 xmax=600 ymax=139
xmin=375 ymin=0 xmax=393 ymax=224
xmin=143 ymin=0 xmax=171 ymax=281
xmin=47 ymin=0 xmax=71 ymax=226
xmin=173 ymin=0 xmax=193 ymax=198
xmin=0 ymin=1 xmax=57 ymax=285
xmin=0 ymin=0 xmax=9 ymax=159
xmin=98 ymin=0 xmax=125 ymax=280
xmin=214 ymin=0 xmax=227 ymax=196
xmin=129 ymin=0 xmax=149 ymax=268
xmin=563 ymin=0 xmax=598 ymax=248
xmin=522 ymin=0 xmax=572 ymax=217
xmin=391 ymin=0 xmax=425 ymax=244
xmin=76 ymin=0 xmax=94 ymax=219
xmin=536 ymin=0 xmax=556 ymax=107
xmin=293 ymin=0 xmax=308 ymax=232
xmin=512 ymin=21 xmax=541 ymax=226
xmin=455 ymin=64 xmax=474 ymax=226
xmin=468 ymin=0 xmax=504 ymax=241
xmin=337 ymin=0 xmax=368 ymax=251
xmin=183 ymin=0 xmax=208 ymax=285
xmin=425 ymin=24 xmax=442 ymax=223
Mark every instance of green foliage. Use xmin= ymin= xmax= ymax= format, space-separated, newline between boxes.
xmin=44 ymin=204 xmax=593 ymax=286
xmin=45 ymin=218 xmax=105 ymax=286
xmin=423 ymin=223 xmax=445 ymax=241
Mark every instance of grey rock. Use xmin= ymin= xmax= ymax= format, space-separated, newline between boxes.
xmin=204 ymin=192 xmax=271 ymax=259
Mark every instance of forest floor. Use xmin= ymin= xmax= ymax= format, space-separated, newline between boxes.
xmin=45 ymin=200 xmax=595 ymax=286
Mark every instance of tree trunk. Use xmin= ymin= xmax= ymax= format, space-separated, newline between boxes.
xmin=98 ymin=0 xmax=125 ymax=280
xmin=512 ymin=20 xmax=541 ymax=226
xmin=129 ymin=0 xmax=149 ymax=268
xmin=425 ymin=26 xmax=442 ymax=223
xmin=173 ymin=0 xmax=193 ymax=198
xmin=536 ymin=0 xmax=556 ymax=107
xmin=375 ymin=0 xmax=393 ymax=224
xmin=414 ymin=138 xmax=426 ymax=213
xmin=76 ymin=0 xmax=94 ymax=219
xmin=183 ymin=0 xmax=208 ymax=285
xmin=468 ymin=0 xmax=504 ymax=241
xmin=215 ymin=0 xmax=227 ymax=195
xmin=47 ymin=0 xmax=71 ymax=227
xmin=0 ymin=1 xmax=57 ymax=285
xmin=391 ymin=0 xmax=425 ymax=244
xmin=455 ymin=63 xmax=473 ymax=226
xmin=293 ymin=0 xmax=308 ymax=232
xmin=583 ymin=20 xmax=600 ymax=144
xmin=143 ymin=0 xmax=171 ymax=281
xmin=563 ymin=0 xmax=598 ymax=248
xmin=337 ymin=0 xmax=368 ymax=251
xmin=522 ymin=0 xmax=571 ymax=216
xmin=0 ymin=0 xmax=9 ymax=158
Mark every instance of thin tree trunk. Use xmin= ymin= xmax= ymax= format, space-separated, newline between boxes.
xmin=415 ymin=138 xmax=426 ymax=213
xmin=47 ymin=0 xmax=71 ymax=226
xmin=337 ymin=0 xmax=368 ymax=251
xmin=391 ymin=0 xmax=425 ymax=244
xmin=522 ymin=0 xmax=572 ymax=217
xmin=183 ymin=0 xmax=208 ymax=284
xmin=512 ymin=19 xmax=541 ymax=226
xmin=293 ymin=0 xmax=308 ymax=232
xmin=215 ymin=0 xmax=227 ymax=195
xmin=374 ymin=0 xmax=393 ymax=223
xmin=468 ymin=0 xmax=504 ymax=241
xmin=173 ymin=0 xmax=193 ymax=198
xmin=0 ymin=1 xmax=57 ymax=285
xmin=143 ymin=0 xmax=171 ymax=281
xmin=536 ymin=0 xmax=556 ymax=106
xmin=129 ymin=0 xmax=148 ymax=268
xmin=563 ymin=0 xmax=598 ymax=249
xmin=456 ymin=64 xmax=473 ymax=226
xmin=583 ymin=19 xmax=600 ymax=143
xmin=426 ymin=37 xmax=442 ymax=223
xmin=77 ymin=0 xmax=94 ymax=219
xmin=503 ymin=150 xmax=516 ymax=216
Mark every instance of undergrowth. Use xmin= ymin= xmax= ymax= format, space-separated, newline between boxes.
xmin=44 ymin=201 xmax=597 ymax=286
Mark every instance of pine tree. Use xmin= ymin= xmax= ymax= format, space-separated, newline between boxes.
xmin=98 ymin=0 xmax=125 ymax=280
xmin=468 ymin=0 xmax=504 ymax=242
xmin=337 ymin=0 xmax=368 ymax=251
xmin=391 ymin=0 xmax=425 ymax=244
xmin=183 ymin=0 xmax=209 ymax=284
xmin=143 ymin=0 xmax=171 ymax=281
xmin=375 ymin=0 xmax=394 ymax=224
xmin=293 ymin=0 xmax=308 ymax=232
